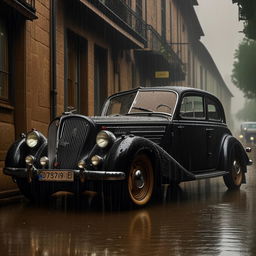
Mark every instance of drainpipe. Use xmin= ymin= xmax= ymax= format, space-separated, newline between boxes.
xmin=50 ymin=0 xmax=57 ymax=119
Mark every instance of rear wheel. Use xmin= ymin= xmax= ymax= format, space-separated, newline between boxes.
xmin=223 ymin=149 xmax=244 ymax=189
xmin=127 ymin=153 xmax=154 ymax=206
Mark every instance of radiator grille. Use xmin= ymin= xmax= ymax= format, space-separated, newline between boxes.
xmin=56 ymin=117 xmax=90 ymax=168
xmin=48 ymin=117 xmax=91 ymax=169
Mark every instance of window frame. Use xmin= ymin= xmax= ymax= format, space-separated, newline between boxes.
xmin=178 ymin=93 xmax=206 ymax=121
xmin=205 ymin=96 xmax=224 ymax=123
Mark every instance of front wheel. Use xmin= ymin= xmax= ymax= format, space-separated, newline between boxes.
xmin=127 ymin=153 xmax=154 ymax=206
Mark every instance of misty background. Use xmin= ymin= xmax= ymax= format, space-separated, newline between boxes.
xmin=195 ymin=0 xmax=245 ymax=133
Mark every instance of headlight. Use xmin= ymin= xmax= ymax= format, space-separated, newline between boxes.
xmin=239 ymin=134 xmax=243 ymax=139
xmin=26 ymin=131 xmax=39 ymax=148
xmin=25 ymin=155 xmax=35 ymax=166
xmin=40 ymin=156 xmax=49 ymax=167
xmin=78 ymin=160 xmax=86 ymax=169
xmin=96 ymin=130 xmax=116 ymax=148
xmin=91 ymin=155 xmax=103 ymax=166
xmin=250 ymin=136 xmax=254 ymax=141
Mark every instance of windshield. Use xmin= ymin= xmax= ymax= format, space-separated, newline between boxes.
xmin=105 ymin=90 xmax=177 ymax=116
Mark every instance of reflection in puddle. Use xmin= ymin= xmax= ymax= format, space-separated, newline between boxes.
xmin=1 ymin=167 xmax=256 ymax=255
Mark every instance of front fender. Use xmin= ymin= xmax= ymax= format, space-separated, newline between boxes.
xmin=103 ymin=136 xmax=195 ymax=183
xmin=5 ymin=133 xmax=47 ymax=168
xmin=103 ymin=135 xmax=158 ymax=172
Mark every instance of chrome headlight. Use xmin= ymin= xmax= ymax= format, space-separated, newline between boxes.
xmin=25 ymin=155 xmax=35 ymax=166
xmin=91 ymin=155 xmax=103 ymax=166
xmin=40 ymin=156 xmax=49 ymax=167
xmin=96 ymin=130 xmax=116 ymax=148
xmin=78 ymin=160 xmax=86 ymax=169
xmin=26 ymin=131 xmax=39 ymax=148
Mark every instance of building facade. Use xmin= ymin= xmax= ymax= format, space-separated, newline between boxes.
xmin=0 ymin=0 xmax=232 ymax=193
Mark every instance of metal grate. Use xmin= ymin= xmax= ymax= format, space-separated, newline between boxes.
xmin=56 ymin=117 xmax=90 ymax=169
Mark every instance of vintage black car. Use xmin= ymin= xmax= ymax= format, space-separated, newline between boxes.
xmin=239 ymin=122 xmax=256 ymax=144
xmin=3 ymin=87 xmax=252 ymax=207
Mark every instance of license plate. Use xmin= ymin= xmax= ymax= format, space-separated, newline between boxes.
xmin=38 ymin=170 xmax=74 ymax=182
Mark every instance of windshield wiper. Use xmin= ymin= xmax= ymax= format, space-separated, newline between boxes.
xmin=130 ymin=106 xmax=153 ymax=112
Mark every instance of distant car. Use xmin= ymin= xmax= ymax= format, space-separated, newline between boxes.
xmin=239 ymin=122 xmax=256 ymax=143
xmin=3 ymin=87 xmax=252 ymax=207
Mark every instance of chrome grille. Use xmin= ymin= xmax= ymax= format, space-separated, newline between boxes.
xmin=56 ymin=117 xmax=90 ymax=168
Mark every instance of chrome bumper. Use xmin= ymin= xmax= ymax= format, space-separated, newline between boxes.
xmin=3 ymin=167 xmax=126 ymax=181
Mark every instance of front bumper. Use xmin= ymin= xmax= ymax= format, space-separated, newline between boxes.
xmin=3 ymin=167 xmax=126 ymax=182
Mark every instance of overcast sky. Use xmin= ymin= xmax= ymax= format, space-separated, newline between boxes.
xmin=195 ymin=0 xmax=245 ymax=120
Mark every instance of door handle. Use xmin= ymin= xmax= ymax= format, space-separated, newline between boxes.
xmin=178 ymin=125 xmax=185 ymax=129
xmin=206 ymin=128 xmax=214 ymax=131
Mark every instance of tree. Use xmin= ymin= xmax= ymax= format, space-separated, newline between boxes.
xmin=232 ymin=39 xmax=256 ymax=98
xmin=236 ymin=99 xmax=256 ymax=121
xmin=232 ymin=0 xmax=256 ymax=39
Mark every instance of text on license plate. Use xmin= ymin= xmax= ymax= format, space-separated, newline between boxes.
xmin=38 ymin=170 xmax=74 ymax=182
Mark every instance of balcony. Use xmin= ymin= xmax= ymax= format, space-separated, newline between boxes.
xmin=135 ymin=25 xmax=185 ymax=83
xmin=82 ymin=0 xmax=147 ymax=47
xmin=3 ymin=0 xmax=37 ymax=20
xmin=147 ymin=25 xmax=183 ymax=68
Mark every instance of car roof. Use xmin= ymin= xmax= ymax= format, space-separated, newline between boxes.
xmin=110 ymin=86 xmax=216 ymax=98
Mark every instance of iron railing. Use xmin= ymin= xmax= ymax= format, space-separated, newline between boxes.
xmin=18 ymin=0 xmax=36 ymax=11
xmin=146 ymin=25 xmax=183 ymax=66
xmin=90 ymin=0 xmax=147 ymax=41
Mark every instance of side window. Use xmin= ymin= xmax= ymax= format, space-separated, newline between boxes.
xmin=207 ymin=98 xmax=222 ymax=122
xmin=180 ymin=95 xmax=205 ymax=119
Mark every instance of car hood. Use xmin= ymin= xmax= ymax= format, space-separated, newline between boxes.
xmin=91 ymin=115 xmax=170 ymax=145
xmin=91 ymin=115 xmax=171 ymax=125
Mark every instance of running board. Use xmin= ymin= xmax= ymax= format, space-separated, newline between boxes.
xmin=195 ymin=171 xmax=229 ymax=180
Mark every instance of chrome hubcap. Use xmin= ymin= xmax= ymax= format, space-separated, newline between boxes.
xmin=233 ymin=160 xmax=241 ymax=175
xmin=134 ymin=170 xmax=145 ymax=189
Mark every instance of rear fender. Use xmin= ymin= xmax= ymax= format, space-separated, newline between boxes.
xmin=219 ymin=135 xmax=249 ymax=173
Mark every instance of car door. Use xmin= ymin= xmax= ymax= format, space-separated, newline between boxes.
xmin=205 ymin=96 xmax=229 ymax=169
xmin=172 ymin=93 xmax=208 ymax=173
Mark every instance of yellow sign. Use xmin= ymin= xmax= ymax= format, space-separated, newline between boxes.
xmin=155 ymin=71 xmax=169 ymax=78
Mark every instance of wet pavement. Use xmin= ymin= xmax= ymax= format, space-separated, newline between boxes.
xmin=0 ymin=151 xmax=256 ymax=256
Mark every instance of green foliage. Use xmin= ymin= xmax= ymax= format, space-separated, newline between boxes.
xmin=236 ymin=99 xmax=256 ymax=121
xmin=233 ymin=0 xmax=256 ymax=39
xmin=244 ymin=20 xmax=256 ymax=40
xmin=232 ymin=39 xmax=256 ymax=98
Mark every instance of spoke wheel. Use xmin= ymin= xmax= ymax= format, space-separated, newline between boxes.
xmin=223 ymin=149 xmax=244 ymax=190
xmin=231 ymin=160 xmax=243 ymax=186
xmin=128 ymin=154 xmax=154 ymax=206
